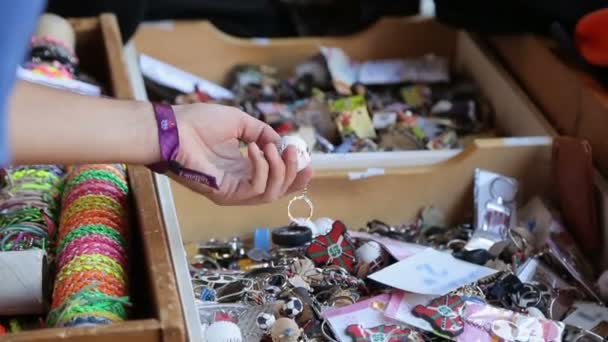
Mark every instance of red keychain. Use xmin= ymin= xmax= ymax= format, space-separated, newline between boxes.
xmin=346 ymin=324 xmax=422 ymax=342
xmin=306 ymin=220 xmax=357 ymax=274
xmin=412 ymin=294 xmax=466 ymax=338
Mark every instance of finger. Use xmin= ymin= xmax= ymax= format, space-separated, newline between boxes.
xmin=280 ymin=146 xmax=298 ymax=194
xmin=238 ymin=114 xmax=280 ymax=147
xmin=237 ymin=142 xmax=269 ymax=199
xmin=262 ymin=143 xmax=286 ymax=202
xmin=286 ymin=166 xmax=313 ymax=194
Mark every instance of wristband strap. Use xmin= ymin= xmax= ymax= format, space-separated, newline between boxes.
xmin=147 ymin=103 xmax=219 ymax=189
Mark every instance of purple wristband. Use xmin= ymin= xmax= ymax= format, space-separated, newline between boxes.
xmin=147 ymin=103 xmax=219 ymax=189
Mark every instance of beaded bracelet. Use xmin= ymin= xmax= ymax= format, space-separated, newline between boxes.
xmin=49 ymin=164 xmax=130 ymax=327
xmin=47 ymin=288 xmax=129 ymax=327
xmin=52 ymin=269 xmax=126 ymax=308
xmin=0 ymin=165 xmax=64 ymax=252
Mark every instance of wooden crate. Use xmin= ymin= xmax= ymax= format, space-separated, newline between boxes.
xmin=7 ymin=14 xmax=185 ymax=342
xmin=489 ymin=35 xmax=608 ymax=178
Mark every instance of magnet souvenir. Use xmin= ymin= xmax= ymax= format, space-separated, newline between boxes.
xmin=412 ymin=294 xmax=466 ymax=337
xmin=346 ymin=324 xmax=424 ymax=342
xmin=277 ymin=135 xmax=311 ymax=172
xmin=306 ymin=220 xmax=356 ymax=273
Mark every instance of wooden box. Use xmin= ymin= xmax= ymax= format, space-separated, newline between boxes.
xmin=132 ymin=18 xmax=608 ymax=340
xmin=134 ymin=17 xmax=557 ymax=171
xmin=8 ymin=14 xmax=185 ymax=342
xmin=490 ymin=35 xmax=608 ymax=178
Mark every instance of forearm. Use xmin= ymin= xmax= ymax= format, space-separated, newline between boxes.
xmin=8 ymin=81 xmax=160 ymax=165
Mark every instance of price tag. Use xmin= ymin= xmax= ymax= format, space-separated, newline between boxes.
xmin=368 ymin=248 xmax=497 ymax=295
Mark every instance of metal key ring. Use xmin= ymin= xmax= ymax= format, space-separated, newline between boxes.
xmin=489 ymin=176 xmax=517 ymax=203
xmin=288 ymin=194 xmax=314 ymax=222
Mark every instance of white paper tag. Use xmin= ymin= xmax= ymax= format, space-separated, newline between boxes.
xmin=139 ymin=54 xmax=234 ymax=99
xmin=358 ymin=60 xmax=411 ymax=85
xmin=502 ymin=136 xmax=552 ymax=146
xmin=348 ymin=168 xmax=385 ymax=180
xmin=358 ymin=56 xmax=449 ymax=84
xmin=320 ymin=46 xmax=358 ymax=92
xmin=368 ymin=248 xmax=497 ymax=295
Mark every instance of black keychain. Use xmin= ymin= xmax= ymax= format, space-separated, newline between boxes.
xmin=272 ymin=225 xmax=313 ymax=247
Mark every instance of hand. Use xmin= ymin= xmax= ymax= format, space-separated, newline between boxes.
xmin=168 ymin=103 xmax=313 ymax=205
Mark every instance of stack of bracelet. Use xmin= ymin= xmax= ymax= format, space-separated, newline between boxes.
xmin=47 ymin=164 xmax=130 ymax=327
xmin=25 ymin=36 xmax=78 ymax=80
xmin=0 ymin=165 xmax=65 ymax=253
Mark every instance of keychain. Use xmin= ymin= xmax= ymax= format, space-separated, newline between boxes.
xmin=467 ymin=170 xmax=518 ymax=252
xmin=480 ymin=176 xmax=517 ymax=240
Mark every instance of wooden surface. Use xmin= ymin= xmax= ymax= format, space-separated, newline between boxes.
xmin=174 ymin=139 xmax=554 ymax=243
xmin=9 ymin=15 xmax=185 ymax=342
xmin=3 ymin=320 xmax=162 ymax=342
xmin=135 ymin=17 xmax=458 ymax=83
xmin=455 ymin=34 xmax=556 ymax=138
xmin=128 ymin=167 xmax=187 ymax=342
xmin=490 ymin=35 xmax=608 ymax=178
xmin=99 ymin=14 xmax=133 ymax=100
xmin=98 ymin=14 xmax=187 ymax=342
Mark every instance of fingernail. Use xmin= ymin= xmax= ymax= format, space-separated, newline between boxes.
xmin=286 ymin=147 xmax=297 ymax=163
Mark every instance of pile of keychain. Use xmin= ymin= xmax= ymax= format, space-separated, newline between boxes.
xmin=190 ymin=168 xmax=607 ymax=342
xmin=145 ymin=47 xmax=494 ymax=154
xmin=47 ymin=164 xmax=130 ymax=327
xmin=25 ymin=36 xmax=78 ymax=80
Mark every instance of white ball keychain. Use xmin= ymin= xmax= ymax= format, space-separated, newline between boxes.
xmin=205 ymin=320 xmax=243 ymax=342
xmin=277 ymin=135 xmax=311 ymax=172
xmin=313 ymin=217 xmax=334 ymax=236
xmin=356 ymin=241 xmax=384 ymax=264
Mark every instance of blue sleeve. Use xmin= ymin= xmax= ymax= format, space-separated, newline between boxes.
xmin=0 ymin=1 xmax=46 ymax=166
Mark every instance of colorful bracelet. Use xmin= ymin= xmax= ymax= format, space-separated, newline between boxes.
xmin=0 ymin=165 xmax=64 ymax=252
xmin=48 ymin=164 xmax=130 ymax=327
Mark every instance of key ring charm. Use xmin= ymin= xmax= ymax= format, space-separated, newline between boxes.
xmin=288 ymin=187 xmax=314 ymax=222
xmin=489 ymin=176 xmax=517 ymax=203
